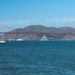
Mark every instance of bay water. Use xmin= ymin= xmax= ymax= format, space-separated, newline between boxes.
xmin=0 ymin=41 xmax=75 ymax=75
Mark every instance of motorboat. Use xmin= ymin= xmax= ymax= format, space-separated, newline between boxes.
xmin=16 ymin=38 xmax=23 ymax=41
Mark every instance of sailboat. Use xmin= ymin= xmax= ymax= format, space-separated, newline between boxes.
xmin=0 ymin=30 xmax=5 ymax=43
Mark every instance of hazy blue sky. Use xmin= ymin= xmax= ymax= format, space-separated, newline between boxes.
xmin=0 ymin=0 xmax=75 ymax=30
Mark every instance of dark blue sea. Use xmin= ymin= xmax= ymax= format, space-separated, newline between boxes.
xmin=0 ymin=41 xmax=75 ymax=75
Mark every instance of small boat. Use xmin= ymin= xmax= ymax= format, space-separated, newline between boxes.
xmin=16 ymin=39 xmax=23 ymax=41
xmin=40 ymin=35 xmax=48 ymax=41
xmin=0 ymin=39 xmax=5 ymax=43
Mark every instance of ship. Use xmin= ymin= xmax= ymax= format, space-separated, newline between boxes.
xmin=16 ymin=38 xmax=23 ymax=41
xmin=40 ymin=35 xmax=48 ymax=41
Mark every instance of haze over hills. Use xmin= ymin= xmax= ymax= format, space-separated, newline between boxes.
xmin=10 ymin=25 xmax=75 ymax=33
xmin=4 ymin=25 xmax=75 ymax=40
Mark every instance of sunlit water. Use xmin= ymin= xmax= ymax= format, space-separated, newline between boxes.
xmin=0 ymin=41 xmax=75 ymax=75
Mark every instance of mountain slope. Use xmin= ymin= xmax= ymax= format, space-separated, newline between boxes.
xmin=6 ymin=25 xmax=75 ymax=40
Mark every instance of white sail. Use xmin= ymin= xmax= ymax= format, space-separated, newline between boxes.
xmin=0 ymin=30 xmax=5 ymax=43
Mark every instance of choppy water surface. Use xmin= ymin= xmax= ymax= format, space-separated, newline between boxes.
xmin=0 ymin=41 xmax=75 ymax=75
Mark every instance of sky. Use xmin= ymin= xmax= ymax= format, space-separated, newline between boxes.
xmin=0 ymin=0 xmax=75 ymax=31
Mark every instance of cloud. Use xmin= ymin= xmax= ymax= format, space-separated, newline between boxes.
xmin=0 ymin=19 xmax=36 ymax=25
xmin=1 ymin=18 xmax=75 ymax=29
xmin=0 ymin=19 xmax=37 ymax=31
xmin=44 ymin=18 xmax=75 ymax=23
xmin=1 ymin=18 xmax=75 ymax=26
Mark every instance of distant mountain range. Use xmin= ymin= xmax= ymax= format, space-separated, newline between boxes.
xmin=10 ymin=25 xmax=75 ymax=33
xmin=5 ymin=25 xmax=75 ymax=40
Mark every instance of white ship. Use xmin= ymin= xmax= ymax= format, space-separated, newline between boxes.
xmin=16 ymin=38 xmax=23 ymax=41
xmin=0 ymin=39 xmax=5 ymax=43
xmin=40 ymin=35 xmax=48 ymax=41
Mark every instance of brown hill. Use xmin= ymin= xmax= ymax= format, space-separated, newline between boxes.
xmin=5 ymin=25 xmax=75 ymax=40
xmin=10 ymin=25 xmax=75 ymax=33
